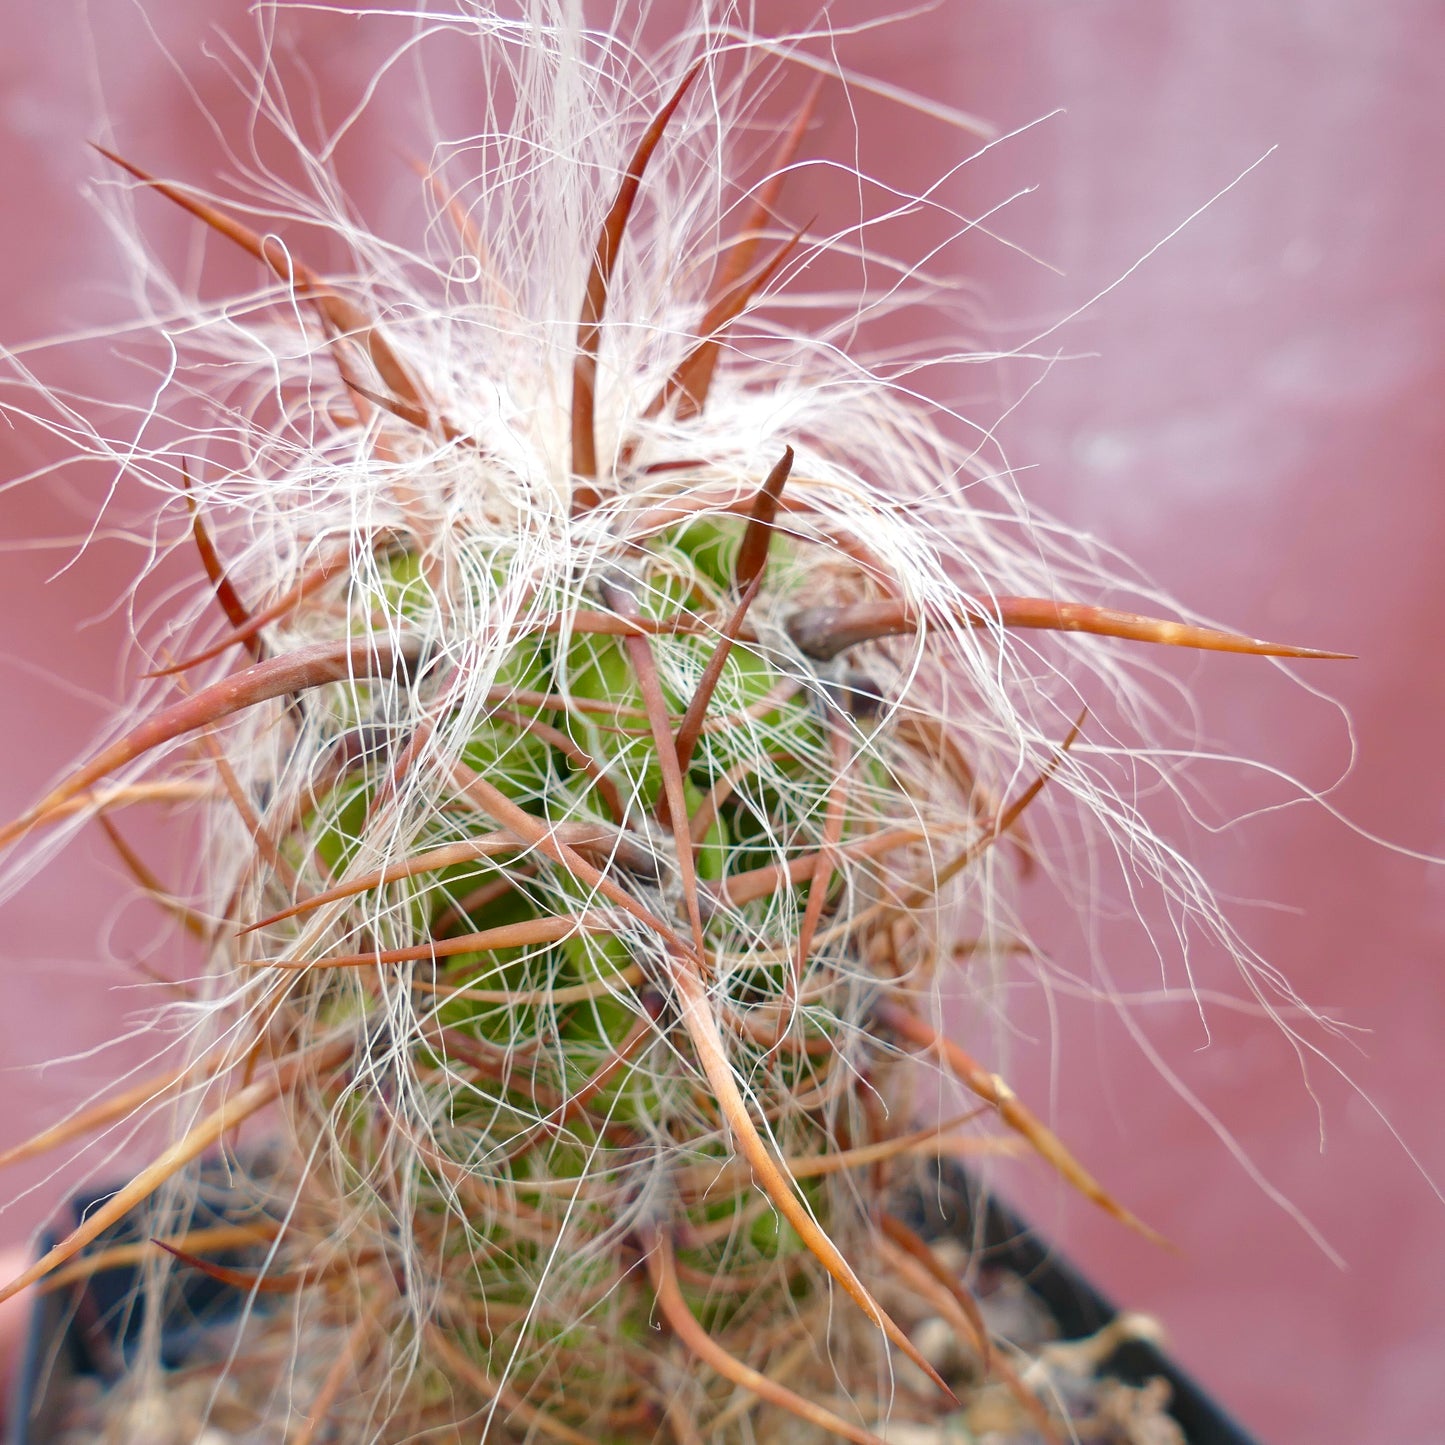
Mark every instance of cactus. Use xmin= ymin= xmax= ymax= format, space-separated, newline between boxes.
xmin=0 ymin=8 xmax=1346 ymax=1443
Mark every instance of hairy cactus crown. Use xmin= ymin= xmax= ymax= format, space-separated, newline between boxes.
xmin=0 ymin=7 xmax=1349 ymax=1443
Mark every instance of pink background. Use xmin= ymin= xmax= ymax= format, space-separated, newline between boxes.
xmin=2 ymin=4 xmax=1442 ymax=1442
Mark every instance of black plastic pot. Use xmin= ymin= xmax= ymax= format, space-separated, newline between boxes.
xmin=902 ymin=1163 xmax=1261 ymax=1445
xmin=10 ymin=1163 xmax=1261 ymax=1445
xmin=8 ymin=1168 xmax=280 ymax=1445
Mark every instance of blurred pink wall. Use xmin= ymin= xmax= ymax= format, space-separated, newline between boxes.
xmin=2 ymin=4 xmax=1442 ymax=1441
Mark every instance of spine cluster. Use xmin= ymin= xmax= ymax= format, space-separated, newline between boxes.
xmin=0 ymin=10 xmax=1343 ymax=1442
